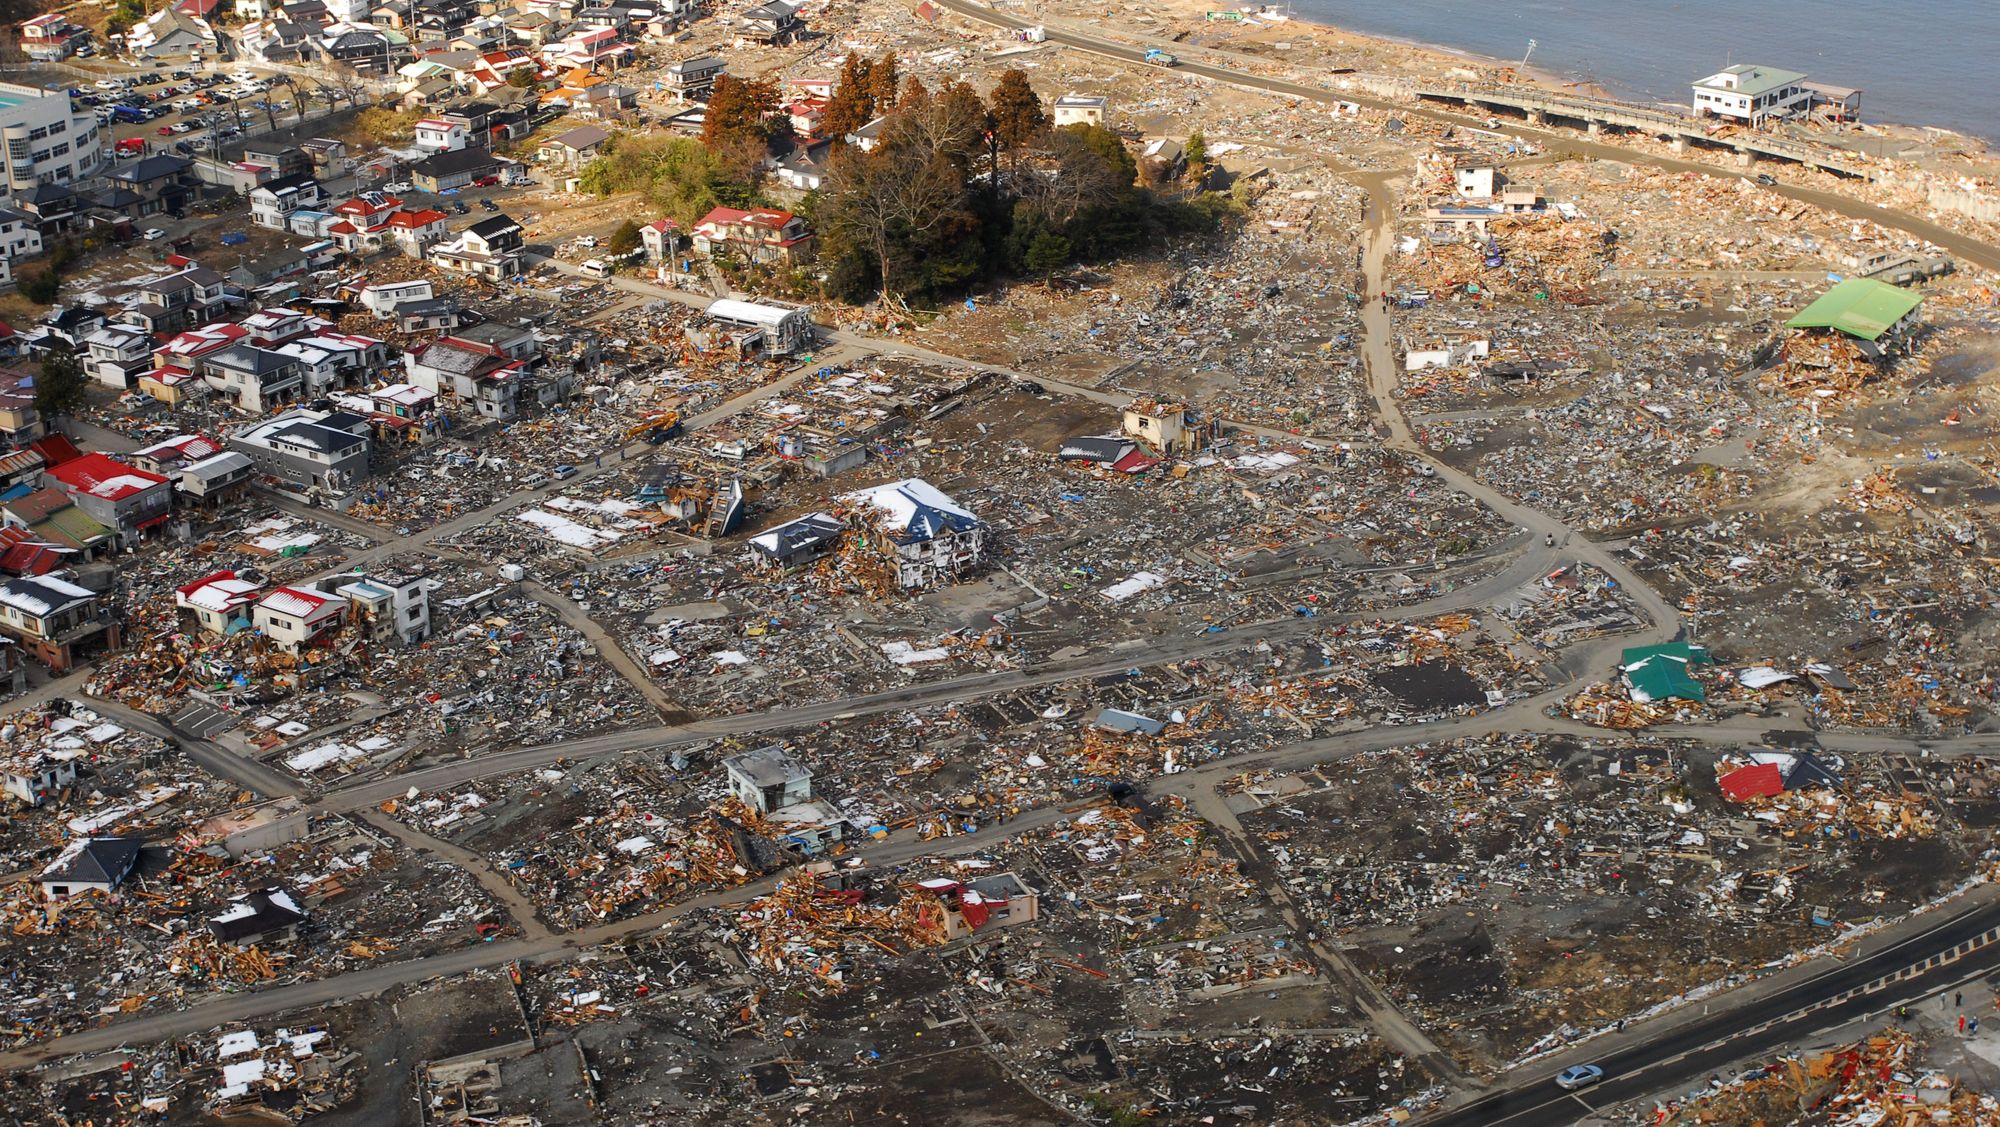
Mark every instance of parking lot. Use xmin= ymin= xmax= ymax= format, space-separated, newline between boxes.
xmin=80 ymin=65 xmax=347 ymax=162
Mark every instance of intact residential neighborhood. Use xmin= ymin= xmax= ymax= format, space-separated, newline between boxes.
xmin=0 ymin=0 xmax=1998 ymax=1123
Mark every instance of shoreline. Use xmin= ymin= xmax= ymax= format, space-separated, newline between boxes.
xmin=1088 ymin=0 xmax=1994 ymax=152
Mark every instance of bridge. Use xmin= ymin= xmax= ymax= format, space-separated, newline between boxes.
xmin=1415 ymin=84 xmax=1875 ymax=179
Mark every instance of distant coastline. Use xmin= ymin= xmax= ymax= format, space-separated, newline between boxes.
xmin=1273 ymin=0 xmax=1999 ymax=146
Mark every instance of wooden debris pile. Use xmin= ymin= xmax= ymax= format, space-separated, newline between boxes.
xmin=726 ymin=870 xmax=943 ymax=991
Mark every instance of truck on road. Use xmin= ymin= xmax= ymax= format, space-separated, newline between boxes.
xmin=1144 ymin=47 xmax=1178 ymax=66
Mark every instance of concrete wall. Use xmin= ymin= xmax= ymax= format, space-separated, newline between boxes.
xmin=1930 ymin=187 xmax=2000 ymax=224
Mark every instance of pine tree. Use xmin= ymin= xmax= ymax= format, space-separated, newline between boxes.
xmin=35 ymin=346 xmax=89 ymax=422
xmin=987 ymin=69 xmax=1046 ymax=152
xmin=822 ymin=52 xmax=876 ymax=143
xmin=865 ymin=51 xmax=900 ymax=110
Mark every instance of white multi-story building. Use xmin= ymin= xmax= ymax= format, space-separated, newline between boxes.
xmin=1691 ymin=65 xmax=1811 ymax=126
xmin=1 ymin=81 xmax=104 ymax=202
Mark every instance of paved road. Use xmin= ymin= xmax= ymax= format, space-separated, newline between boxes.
xmin=931 ymin=0 xmax=2000 ymax=275
xmin=1425 ymin=899 xmax=2000 ymax=1126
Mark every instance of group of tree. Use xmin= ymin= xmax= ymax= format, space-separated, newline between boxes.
xmin=575 ymin=132 xmax=760 ymax=231
xmin=575 ymin=56 xmax=1240 ymax=305
xmin=813 ymin=61 xmax=1239 ymax=304
xmin=18 ymin=238 xmax=78 ymax=305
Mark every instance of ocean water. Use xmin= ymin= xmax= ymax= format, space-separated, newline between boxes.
xmin=1292 ymin=0 xmax=2000 ymax=143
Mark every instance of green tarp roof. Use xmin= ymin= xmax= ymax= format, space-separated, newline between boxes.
xmin=1786 ymin=278 xmax=1923 ymax=341
xmin=1620 ymin=642 xmax=1711 ymax=703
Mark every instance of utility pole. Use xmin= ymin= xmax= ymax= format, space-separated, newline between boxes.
xmin=1518 ymin=38 xmax=1537 ymax=73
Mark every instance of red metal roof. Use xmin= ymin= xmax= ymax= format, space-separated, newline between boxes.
xmin=1718 ymin=763 xmax=1784 ymax=803
xmin=46 ymin=453 xmax=169 ymax=502
xmin=28 ymin=434 xmax=83 ymax=468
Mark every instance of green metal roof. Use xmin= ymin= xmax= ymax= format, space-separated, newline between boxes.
xmin=36 ymin=508 xmax=113 ymax=550
xmin=1620 ymin=642 xmax=1711 ymax=704
xmin=1697 ymin=64 xmax=1807 ymax=99
xmin=1786 ymin=278 xmax=1923 ymax=341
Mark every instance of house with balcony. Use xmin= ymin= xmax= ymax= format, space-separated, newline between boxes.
xmin=0 ymin=573 xmax=119 ymax=672
xmin=199 ymin=343 xmax=306 ymax=413
xmin=175 ymin=451 xmax=254 ymax=506
xmin=663 ymin=55 xmax=725 ymax=100
xmin=44 ymin=453 xmax=173 ymax=549
xmin=1691 ymin=64 xmax=1811 ymax=126
xmin=249 ymin=173 xmax=327 ymax=230
xmin=429 ymin=213 xmax=523 ymax=280
xmin=80 ymin=324 xmax=153 ymax=390
xmin=690 ymin=206 xmax=815 ymax=266
xmin=228 ymin=408 xmax=371 ymax=493
xmin=251 ymin=584 xmax=347 ymax=651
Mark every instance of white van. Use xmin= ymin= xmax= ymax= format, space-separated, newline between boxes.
xmin=579 ymin=258 xmax=611 ymax=279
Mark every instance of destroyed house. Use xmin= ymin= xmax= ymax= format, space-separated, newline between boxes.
xmin=43 ymin=453 xmax=172 ymax=548
xmin=1785 ymin=277 xmax=1922 ymax=355
xmin=228 ymin=409 xmax=371 ymax=494
xmin=749 ymin=511 xmax=844 ymax=569
xmin=689 ymin=298 xmax=815 ymax=357
xmin=404 ymin=337 xmax=526 ymax=419
xmin=39 ymin=836 xmax=142 ymax=899
xmin=335 ymin=569 xmax=430 ymax=644
xmin=252 ymin=585 xmax=346 ymax=651
xmin=130 ymin=433 xmax=224 ymax=475
xmin=723 ymin=745 xmax=813 ymax=813
xmin=3 ymin=743 xmax=76 ymax=806
xmin=838 ymin=478 xmax=985 ymax=589
xmin=1621 ymin=641 xmax=1713 ymax=703
xmin=0 ymin=488 xmax=115 ymax=559
xmin=0 ymin=574 xmax=118 ymax=673
xmin=912 ymin=873 xmax=1038 ymax=941
xmin=741 ymin=0 xmax=801 ymax=41
xmin=208 ymin=887 xmax=307 ymax=946
xmin=175 ymin=568 xmax=263 ymax=635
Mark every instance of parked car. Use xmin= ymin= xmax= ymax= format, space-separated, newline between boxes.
xmin=575 ymin=234 xmax=597 ymax=248
xmin=172 ymin=140 xmax=194 ymax=154
xmin=478 ymin=198 xmax=498 ymax=211
xmin=156 ymin=124 xmax=175 ymax=135
xmin=169 ymin=121 xmax=193 ymax=133
xmin=382 ymin=181 xmax=413 ymax=193
xmin=451 ymin=200 xmax=470 ymax=214
xmin=552 ymin=464 xmax=577 ymax=480
xmin=1555 ymin=1065 xmax=1604 ymax=1091
xmin=471 ymin=174 xmax=500 ymax=187
xmin=141 ymin=228 xmax=167 ymax=241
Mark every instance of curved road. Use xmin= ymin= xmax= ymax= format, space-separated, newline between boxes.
xmin=21 ymin=13 xmax=2000 ymax=1087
